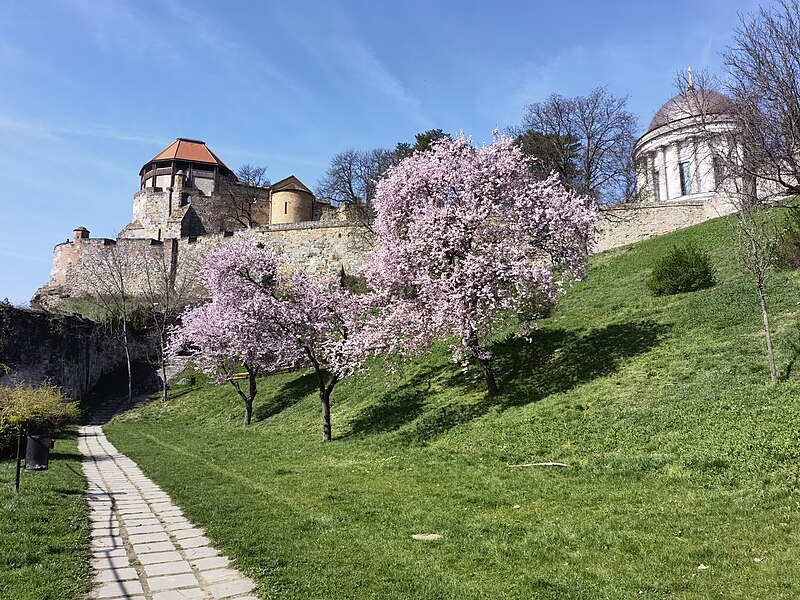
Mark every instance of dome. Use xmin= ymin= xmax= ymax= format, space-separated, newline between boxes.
xmin=648 ymin=88 xmax=733 ymax=132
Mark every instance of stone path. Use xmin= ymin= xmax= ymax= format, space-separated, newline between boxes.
xmin=79 ymin=425 xmax=259 ymax=600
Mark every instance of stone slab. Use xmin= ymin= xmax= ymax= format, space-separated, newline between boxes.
xmin=94 ymin=567 xmax=139 ymax=583
xmin=148 ymin=572 xmax=201 ymax=591
xmin=201 ymin=568 xmax=240 ymax=584
xmin=208 ymin=579 xmax=256 ymax=599
xmin=191 ymin=556 xmax=230 ymax=570
xmin=128 ymin=532 xmax=171 ymax=545
xmin=136 ymin=550 xmax=185 ymax=565
xmin=182 ymin=546 xmax=219 ymax=560
xmin=93 ymin=579 xmax=144 ymax=598
xmin=144 ymin=560 xmax=194 ymax=577
xmin=132 ymin=541 xmax=176 ymax=554
xmin=152 ymin=588 xmax=206 ymax=600
xmin=177 ymin=535 xmax=210 ymax=549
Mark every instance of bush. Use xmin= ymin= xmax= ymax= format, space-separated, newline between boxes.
xmin=647 ymin=243 xmax=716 ymax=296
xmin=776 ymin=208 xmax=800 ymax=269
xmin=0 ymin=384 xmax=79 ymax=455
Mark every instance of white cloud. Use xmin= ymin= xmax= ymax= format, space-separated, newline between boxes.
xmin=274 ymin=6 xmax=429 ymax=126
xmin=0 ymin=111 xmax=166 ymax=147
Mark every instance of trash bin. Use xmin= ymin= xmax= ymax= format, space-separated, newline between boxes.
xmin=25 ymin=436 xmax=54 ymax=471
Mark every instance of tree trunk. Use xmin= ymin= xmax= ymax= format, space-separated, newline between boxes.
xmin=467 ymin=329 xmax=499 ymax=396
xmin=757 ymin=281 xmax=778 ymax=383
xmin=478 ymin=356 xmax=499 ymax=397
xmin=159 ymin=331 xmax=168 ymax=403
xmin=229 ymin=366 xmax=257 ymax=426
xmin=122 ymin=320 xmax=132 ymax=403
xmin=306 ymin=347 xmax=337 ymax=442
xmin=320 ymin=388 xmax=332 ymax=442
xmin=244 ymin=371 xmax=257 ymax=426
xmin=244 ymin=396 xmax=253 ymax=426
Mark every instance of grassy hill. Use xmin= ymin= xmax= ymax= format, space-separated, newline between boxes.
xmin=105 ymin=214 xmax=800 ymax=599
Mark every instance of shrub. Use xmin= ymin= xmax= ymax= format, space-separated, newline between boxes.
xmin=776 ymin=208 xmax=800 ymax=269
xmin=647 ymin=243 xmax=716 ymax=296
xmin=0 ymin=384 xmax=79 ymax=455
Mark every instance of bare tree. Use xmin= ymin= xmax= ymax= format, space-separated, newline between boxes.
xmin=511 ymin=130 xmax=580 ymax=183
xmin=723 ymin=0 xmax=800 ymax=198
xmin=718 ymin=2 xmax=800 ymax=381
xmin=316 ymin=148 xmax=395 ymax=230
xmin=736 ymin=193 xmax=780 ymax=382
xmin=222 ymin=164 xmax=270 ymax=228
xmin=516 ymin=87 xmax=638 ymax=204
xmin=79 ymin=242 xmax=140 ymax=402
xmin=671 ymin=62 xmax=791 ymax=384
xmin=136 ymin=241 xmax=202 ymax=401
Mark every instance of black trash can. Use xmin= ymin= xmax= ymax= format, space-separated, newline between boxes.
xmin=25 ymin=436 xmax=54 ymax=471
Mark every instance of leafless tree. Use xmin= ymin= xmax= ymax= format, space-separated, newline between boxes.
xmin=723 ymin=0 xmax=800 ymax=198
xmin=671 ymin=36 xmax=798 ymax=384
xmin=79 ymin=241 xmax=140 ymax=402
xmin=315 ymin=148 xmax=395 ymax=231
xmin=736 ymin=192 xmax=780 ymax=382
xmin=719 ymin=2 xmax=800 ymax=382
xmin=136 ymin=241 xmax=202 ymax=401
xmin=222 ymin=164 xmax=270 ymax=228
xmin=516 ymin=87 xmax=639 ymax=204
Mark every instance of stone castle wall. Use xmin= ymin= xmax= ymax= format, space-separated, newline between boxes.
xmin=37 ymin=221 xmax=374 ymax=308
xmin=594 ymin=196 xmax=737 ymax=252
xmin=0 ymin=306 xmax=151 ymax=399
xmin=39 ymin=187 xmax=740 ymax=310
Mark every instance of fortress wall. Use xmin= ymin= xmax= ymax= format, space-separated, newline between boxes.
xmin=37 ymin=222 xmax=374 ymax=308
xmin=127 ymin=189 xmax=171 ymax=239
xmin=0 ymin=306 xmax=151 ymax=399
xmin=39 ymin=238 xmax=181 ymax=306
xmin=174 ymin=222 xmax=373 ymax=290
xmin=594 ymin=198 xmax=737 ymax=253
xmin=40 ymin=200 xmax=742 ymax=310
xmin=50 ymin=238 xmax=115 ymax=287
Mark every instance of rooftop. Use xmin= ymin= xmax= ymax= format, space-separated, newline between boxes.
xmin=648 ymin=88 xmax=733 ymax=132
xmin=147 ymin=138 xmax=231 ymax=170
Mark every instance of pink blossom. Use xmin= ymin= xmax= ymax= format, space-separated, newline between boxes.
xmin=355 ymin=134 xmax=599 ymax=394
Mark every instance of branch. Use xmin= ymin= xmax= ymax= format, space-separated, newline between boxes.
xmin=506 ymin=462 xmax=569 ymax=469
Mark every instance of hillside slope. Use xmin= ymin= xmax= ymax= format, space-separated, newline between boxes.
xmin=105 ymin=215 xmax=800 ymax=599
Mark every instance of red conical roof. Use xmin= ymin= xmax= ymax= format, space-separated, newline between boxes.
xmin=148 ymin=138 xmax=231 ymax=170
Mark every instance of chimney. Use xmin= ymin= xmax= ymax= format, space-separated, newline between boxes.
xmin=73 ymin=227 xmax=90 ymax=242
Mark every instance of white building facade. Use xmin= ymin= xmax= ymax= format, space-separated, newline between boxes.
xmin=633 ymin=86 xmax=739 ymax=216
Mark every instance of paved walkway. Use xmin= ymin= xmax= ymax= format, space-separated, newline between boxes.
xmin=79 ymin=425 xmax=259 ymax=600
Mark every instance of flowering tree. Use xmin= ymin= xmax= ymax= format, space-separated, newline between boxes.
xmin=170 ymin=236 xmax=362 ymax=438
xmin=360 ymin=134 xmax=598 ymax=395
xmin=278 ymin=271 xmax=364 ymax=441
xmin=169 ymin=239 xmax=300 ymax=425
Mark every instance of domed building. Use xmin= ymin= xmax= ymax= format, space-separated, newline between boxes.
xmin=633 ymin=81 xmax=739 ymax=210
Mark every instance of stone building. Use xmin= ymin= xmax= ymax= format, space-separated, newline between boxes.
xmin=34 ymin=139 xmax=369 ymax=308
xmin=632 ymin=80 xmax=739 ymax=213
xmin=596 ymin=79 xmax=742 ymax=252
xmin=120 ymin=138 xmax=315 ymax=240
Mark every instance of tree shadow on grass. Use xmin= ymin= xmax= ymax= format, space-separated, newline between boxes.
xmin=347 ymin=320 xmax=669 ymax=445
xmin=493 ymin=320 xmax=670 ymax=408
xmin=253 ymin=371 xmax=318 ymax=422
xmin=345 ymin=387 xmax=427 ymax=437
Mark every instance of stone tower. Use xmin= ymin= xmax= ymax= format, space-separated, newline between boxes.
xmin=121 ymin=138 xmax=239 ymax=240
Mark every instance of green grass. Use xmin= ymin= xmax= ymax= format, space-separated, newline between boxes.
xmin=0 ymin=428 xmax=91 ymax=600
xmin=105 ymin=214 xmax=800 ymax=599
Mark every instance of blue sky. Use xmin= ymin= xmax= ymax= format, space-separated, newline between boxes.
xmin=0 ymin=0 xmax=762 ymax=305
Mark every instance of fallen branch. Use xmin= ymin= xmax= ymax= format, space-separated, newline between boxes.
xmin=507 ymin=462 xmax=569 ymax=469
